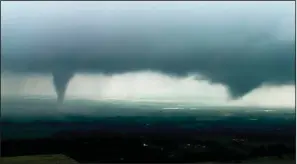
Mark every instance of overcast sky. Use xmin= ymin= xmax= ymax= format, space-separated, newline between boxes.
xmin=1 ymin=1 xmax=295 ymax=108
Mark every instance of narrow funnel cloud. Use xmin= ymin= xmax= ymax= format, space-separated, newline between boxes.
xmin=52 ymin=70 xmax=74 ymax=104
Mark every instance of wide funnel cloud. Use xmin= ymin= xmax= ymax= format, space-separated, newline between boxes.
xmin=1 ymin=1 xmax=295 ymax=102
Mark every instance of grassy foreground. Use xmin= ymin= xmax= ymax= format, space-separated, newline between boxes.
xmin=1 ymin=154 xmax=294 ymax=164
xmin=0 ymin=154 xmax=78 ymax=164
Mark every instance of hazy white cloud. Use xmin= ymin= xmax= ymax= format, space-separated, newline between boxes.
xmin=230 ymin=85 xmax=295 ymax=108
xmin=1 ymin=72 xmax=55 ymax=96
xmin=1 ymin=71 xmax=295 ymax=108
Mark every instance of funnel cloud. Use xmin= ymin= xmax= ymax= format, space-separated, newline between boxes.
xmin=52 ymin=70 xmax=74 ymax=104
xmin=1 ymin=1 xmax=295 ymax=103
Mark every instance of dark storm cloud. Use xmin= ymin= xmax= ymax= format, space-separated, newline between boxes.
xmin=1 ymin=1 xmax=295 ymax=98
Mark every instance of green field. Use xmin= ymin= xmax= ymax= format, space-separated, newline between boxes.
xmin=0 ymin=154 xmax=78 ymax=164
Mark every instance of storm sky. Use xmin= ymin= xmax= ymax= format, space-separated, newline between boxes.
xmin=1 ymin=1 xmax=295 ymax=107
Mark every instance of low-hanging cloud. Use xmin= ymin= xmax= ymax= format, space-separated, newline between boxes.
xmin=1 ymin=1 xmax=295 ymax=102
xmin=1 ymin=71 xmax=295 ymax=108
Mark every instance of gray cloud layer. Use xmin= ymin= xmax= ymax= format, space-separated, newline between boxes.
xmin=1 ymin=1 xmax=295 ymax=98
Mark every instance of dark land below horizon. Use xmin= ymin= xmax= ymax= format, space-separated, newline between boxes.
xmin=1 ymin=98 xmax=295 ymax=163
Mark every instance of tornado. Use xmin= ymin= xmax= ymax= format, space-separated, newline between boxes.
xmin=52 ymin=70 xmax=74 ymax=104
